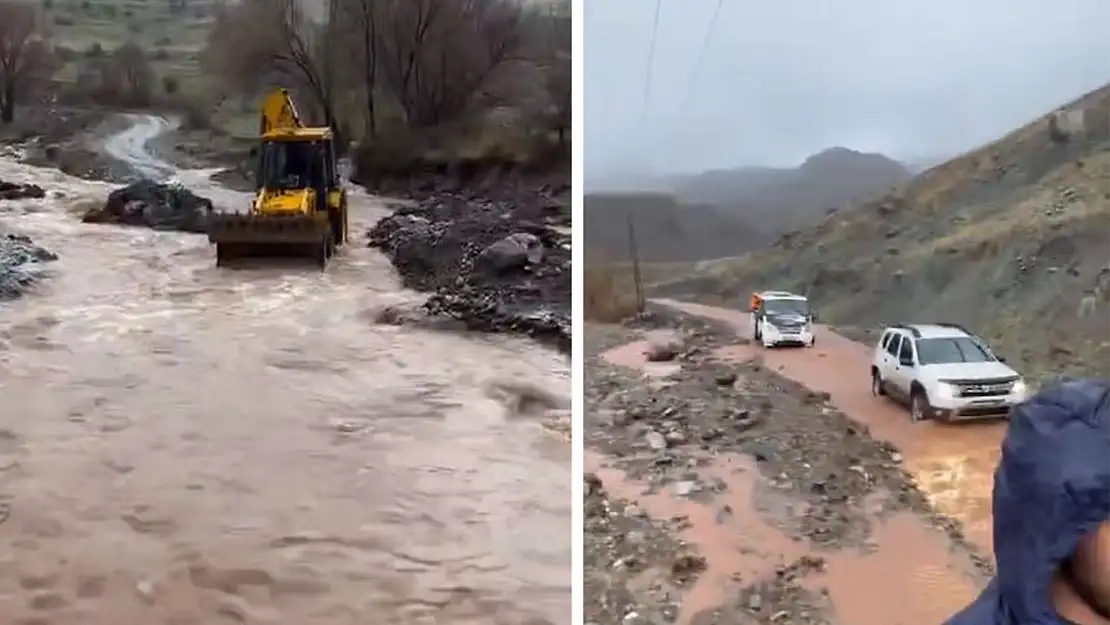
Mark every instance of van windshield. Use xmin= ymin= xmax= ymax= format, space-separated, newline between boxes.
xmin=916 ymin=337 xmax=995 ymax=365
xmin=764 ymin=299 xmax=809 ymax=316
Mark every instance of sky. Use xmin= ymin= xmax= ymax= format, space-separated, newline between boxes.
xmin=584 ymin=0 xmax=1110 ymax=184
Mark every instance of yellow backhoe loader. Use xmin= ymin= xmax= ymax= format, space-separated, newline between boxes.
xmin=207 ymin=88 xmax=349 ymax=269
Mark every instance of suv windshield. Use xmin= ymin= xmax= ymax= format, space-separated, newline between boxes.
xmin=915 ymin=337 xmax=994 ymax=365
xmin=764 ymin=299 xmax=809 ymax=316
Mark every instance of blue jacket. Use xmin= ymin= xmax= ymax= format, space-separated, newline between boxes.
xmin=944 ymin=379 xmax=1110 ymax=625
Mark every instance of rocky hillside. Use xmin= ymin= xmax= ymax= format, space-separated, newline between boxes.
xmin=674 ymin=147 xmax=912 ymax=235
xmin=659 ymin=84 xmax=1110 ymax=383
xmin=584 ymin=192 xmax=760 ymax=263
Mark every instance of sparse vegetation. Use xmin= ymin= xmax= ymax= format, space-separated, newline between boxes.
xmin=199 ymin=0 xmax=570 ymax=173
xmin=0 ymin=2 xmax=57 ymax=123
xmin=585 ymin=262 xmax=643 ymax=323
xmin=1 ymin=0 xmax=569 ymax=180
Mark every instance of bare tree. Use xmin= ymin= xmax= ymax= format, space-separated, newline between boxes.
xmin=334 ymin=0 xmax=381 ymax=138
xmin=536 ymin=0 xmax=570 ymax=147
xmin=0 ymin=2 xmax=53 ymax=123
xmin=109 ymin=41 xmax=155 ymax=106
xmin=204 ymin=0 xmax=339 ymax=138
xmin=376 ymin=0 xmax=525 ymax=129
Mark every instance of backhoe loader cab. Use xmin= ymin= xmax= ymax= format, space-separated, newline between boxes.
xmin=207 ymin=89 xmax=349 ymax=269
xmin=256 ymin=129 xmax=339 ymax=188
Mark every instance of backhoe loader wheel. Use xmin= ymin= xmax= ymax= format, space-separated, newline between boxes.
xmin=217 ymin=243 xmax=240 ymax=267
xmin=316 ymin=235 xmax=331 ymax=270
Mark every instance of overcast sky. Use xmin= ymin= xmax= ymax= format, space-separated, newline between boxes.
xmin=584 ymin=0 xmax=1110 ymax=182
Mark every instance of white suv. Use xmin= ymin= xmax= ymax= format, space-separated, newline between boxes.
xmin=870 ymin=323 xmax=1029 ymax=422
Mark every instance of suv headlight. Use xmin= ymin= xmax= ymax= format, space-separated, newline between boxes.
xmin=1012 ymin=379 xmax=1028 ymax=397
xmin=934 ymin=382 xmax=957 ymax=399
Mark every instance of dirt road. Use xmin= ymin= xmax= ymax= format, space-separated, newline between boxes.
xmin=0 ymin=117 xmax=570 ymax=624
xmin=653 ymin=298 xmax=1004 ymax=553
xmin=585 ymin=304 xmax=997 ymax=624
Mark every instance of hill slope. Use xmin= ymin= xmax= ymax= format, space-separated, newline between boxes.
xmin=659 ymin=84 xmax=1110 ymax=383
xmin=674 ymin=147 xmax=912 ymax=234
xmin=583 ymin=192 xmax=760 ymax=263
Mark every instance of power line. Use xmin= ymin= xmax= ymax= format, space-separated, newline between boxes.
xmin=678 ymin=0 xmax=726 ymax=113
xmin=640 ymin=0 xmax=664 ymax=126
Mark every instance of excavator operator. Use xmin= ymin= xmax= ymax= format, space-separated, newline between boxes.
xmin=944 ymin=378 xmax=1109 ymax=625
xmin=279 ymin=143 xmax=310 ymax=189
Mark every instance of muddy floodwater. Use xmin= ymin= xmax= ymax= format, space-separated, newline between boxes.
xmin=656 ymin=299 xmax=1004 ymax=554
xmin=0 ymin=120 xmax=571 ymax=624
xmin=590 ymin=304 xmax=998 ymax=624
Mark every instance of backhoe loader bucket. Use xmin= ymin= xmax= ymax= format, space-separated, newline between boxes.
xmin=208 ymin=213 xmax=335 ymax=269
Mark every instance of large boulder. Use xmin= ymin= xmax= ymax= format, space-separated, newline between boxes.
xmin=476 ymin=232 xmax=544 ymax=273
xmin=0 ymin=180 xmax=46 ymax=201
xmin=82 ymin=179 xmax=214 ymax=233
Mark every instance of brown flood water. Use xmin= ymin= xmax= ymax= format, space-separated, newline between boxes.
xmin=593 ymin=312 xmax=987 ymax=624
xmin=0 ymin=154 xmax=570 ymax=624
xmin=656 ymin=298 xmax=1004 ymax=554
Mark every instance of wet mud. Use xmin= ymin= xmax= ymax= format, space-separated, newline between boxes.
xmin=367 ymin=187 xmax=572 ymax=353
xmin=584 ymin=308 xmax=990 ymax=625
xmin=656 ymin=298 xmax=1005 ymax=553
xmin=0 ymin=118 xmax=571 ymax=624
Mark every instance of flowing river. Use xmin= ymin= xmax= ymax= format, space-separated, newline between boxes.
xmin=0 ymin=116 xmax=571 ymax=624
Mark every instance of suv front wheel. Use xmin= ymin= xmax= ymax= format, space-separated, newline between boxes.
xmin=910 ymin=389 xmax=931 ymax=423
xmin=871 ymin=370 xmax=885 ymax=396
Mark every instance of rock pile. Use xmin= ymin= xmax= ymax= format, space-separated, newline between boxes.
xmin=0 ymin=180 xmax=46 ymax=201
xmin=0 ymin=231 xmax=57 ymax=300
xmin=368 ymin=189 xmax=571 ymax=352
xmin=82 ymin=179 xmax=214 ymax=233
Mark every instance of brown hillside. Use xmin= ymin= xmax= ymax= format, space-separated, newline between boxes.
xmin=659 ymin=83 xmax=1110 ymax=384
xmin=674 ymin=147 xmax=912 ymax=235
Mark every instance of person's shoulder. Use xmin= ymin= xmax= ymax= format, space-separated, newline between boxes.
xmin=1029 ymin=379 xmax=1109 ymax=413
xmin=942 ymin=580 xmax=1005 ymax=625
xmin=1011 ymin=379 xmax=1109 ymax=432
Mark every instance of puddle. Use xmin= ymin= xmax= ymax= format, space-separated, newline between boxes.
xmin=586 ymin=451 xmax=981 ymax=625
xmin=585 ymin=452 xmax=807 ymax=625
xmin=811 ymin=513 xmax=980 ymax=625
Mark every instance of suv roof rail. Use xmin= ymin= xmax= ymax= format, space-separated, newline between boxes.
xmin=887 ymin=323 xmax=922 ymax=338
xmin=935 ymin=322 xmax=972 ymax=335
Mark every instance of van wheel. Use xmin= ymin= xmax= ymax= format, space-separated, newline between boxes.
xmin=871 ymin=371 xmax=885 ymax=397
xmin=910 ymin=390 xmax=930 ymax=423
